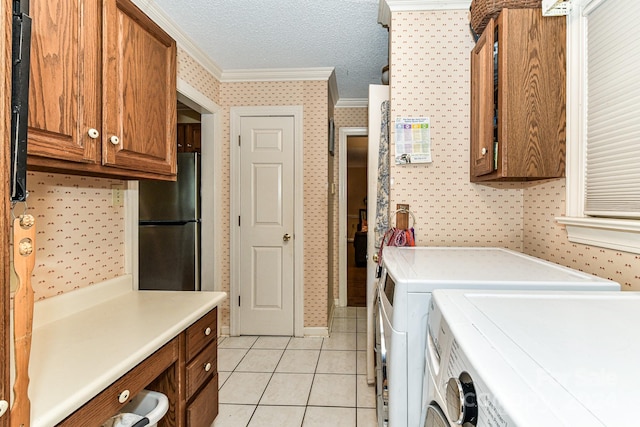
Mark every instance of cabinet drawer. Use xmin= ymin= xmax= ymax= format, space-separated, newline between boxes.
xmin=58 ymin=338 xmax=179 ymax=426
xmin=186 ymin=342 xmax=217 ymax=400
xmin=186 ymin=308 xmax=217 ymax=360
xmin=186 ymin=374 xmax=219 ymax=427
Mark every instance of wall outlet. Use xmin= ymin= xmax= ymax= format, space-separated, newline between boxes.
xmin=111 ymin=184 xmax=125 ymax=208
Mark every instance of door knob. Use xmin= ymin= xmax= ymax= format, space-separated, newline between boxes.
xmin=283 ymin=233 xmax=292 ymax=242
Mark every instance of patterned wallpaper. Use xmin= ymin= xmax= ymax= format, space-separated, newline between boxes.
xmin=18 ymin=172 xmax=125 ymax=301
xmin=218 ymin=80 xmax=330 ymax=328
xmin=389 ymin=10 xmax=524 ymax=251
xmin=389 ymin=9 xmax=640 ymax=290
xmin=177 ymin=47 xmax=220 ymax=103
xmin=523 ymin=180 xmax=640 ymax=290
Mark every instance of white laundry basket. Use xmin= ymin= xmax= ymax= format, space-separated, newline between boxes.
xmin=101 ymin=389 xmax=169 ymax=427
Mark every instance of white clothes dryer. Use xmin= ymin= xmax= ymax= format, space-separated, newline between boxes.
xmin=374 ymin=247 xmax=620 ymax=427
xmin=425 ymin=289 xmax=640 ymax=426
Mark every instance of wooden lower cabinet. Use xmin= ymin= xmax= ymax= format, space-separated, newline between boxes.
xmin=186 ymin=375 xmax=218 ymax=427
xmin=57 ymin=308 xmax=218 ymax=427
xmin=183 ymin=308 xmax=218 ymax=427
xmin=57 ymin=339 xmax=180 ymax=426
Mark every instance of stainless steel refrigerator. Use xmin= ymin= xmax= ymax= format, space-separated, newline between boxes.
xmin=138 ymin=153 xmax=201 ymax=291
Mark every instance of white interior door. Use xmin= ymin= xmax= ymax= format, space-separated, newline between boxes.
xmin=239 ymin=116 xmax=295 ymax=335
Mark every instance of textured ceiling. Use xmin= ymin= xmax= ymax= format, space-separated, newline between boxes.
xmin=150 ymin=0 xmax=389 ymax=100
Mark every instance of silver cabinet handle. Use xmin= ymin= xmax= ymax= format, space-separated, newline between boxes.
xmin=110 ymin=135 xmax=120 ymax=145
xmin=88 ymin=128 xmax=100 ymax=139
xmin=283 ymin=233 xmax=291 ymax=242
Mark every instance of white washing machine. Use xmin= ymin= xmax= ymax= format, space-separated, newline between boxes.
xmin=374 ymin=247 xmax=620 ymax=427
xmin=424 ymin=289 xmax=640 ymax=426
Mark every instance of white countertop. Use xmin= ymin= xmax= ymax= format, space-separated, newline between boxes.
xmin=10 ymin=276 xmax=227 ymax=427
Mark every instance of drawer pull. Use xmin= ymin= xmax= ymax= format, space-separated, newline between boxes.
xmin=110 ymin=135 xmax=120 ymax=145
xmin=204 ymin=327 xmax=212 ymax=336
xmin=118 ymin=389 xmax=130 ymax=404
xmin=204 ymin=362 xmax=212 ymax=372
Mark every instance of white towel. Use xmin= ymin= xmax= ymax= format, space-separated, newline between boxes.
xmin=101 ymin=412 xmax=144 ymax=427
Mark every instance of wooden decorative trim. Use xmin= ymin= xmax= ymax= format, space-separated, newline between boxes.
xmin=1 ymin=0 xmax=11 ymax=425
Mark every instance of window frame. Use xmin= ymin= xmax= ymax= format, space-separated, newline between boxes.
xmin=556 ymin=0 xmax=640 ymax=254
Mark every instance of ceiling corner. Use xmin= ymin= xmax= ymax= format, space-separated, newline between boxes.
xmin=130 ymin=0 xmax=223 ymax=81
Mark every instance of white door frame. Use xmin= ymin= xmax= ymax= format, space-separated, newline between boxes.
xmin=176 ymin=80 xmax=223 ymax=295
xmin=230 ymin=106 xmax=304 ymax=337
xmin=338 ymin=127 xmax=368 ymax=307
xmin=131 ymin=78 xmax=223 ymax=319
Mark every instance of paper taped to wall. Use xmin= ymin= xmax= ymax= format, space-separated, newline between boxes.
xmin=394 ymin=117 xmax=432 ymax=164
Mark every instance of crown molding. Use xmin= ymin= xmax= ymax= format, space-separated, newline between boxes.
xmin=379 ymin=0 xmax=472 ymax=26
xmin=130 ymin=0 xmax=223 ymax=80
xmin=224 ymin=68 xmax=338 ymax=104
xmin=221 ymin=67 xmax=335 ymax=82
xmin=336 ymin=98 xmax=369 ymax=108
xmin=132 ymin=2 xmax=339 ymax=102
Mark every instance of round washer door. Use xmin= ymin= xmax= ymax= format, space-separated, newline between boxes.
xmin=424 ymin=403 xmax=448 ymax=427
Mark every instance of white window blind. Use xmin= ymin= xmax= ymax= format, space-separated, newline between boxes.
xmin=585 ymin=0 xmax=640 ymax=218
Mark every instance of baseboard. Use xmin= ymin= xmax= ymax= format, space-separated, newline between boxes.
xmin=219 ymin=324 xmax=326 ymax=337
xmin=303 ymin=327 xmax=329 ymax=337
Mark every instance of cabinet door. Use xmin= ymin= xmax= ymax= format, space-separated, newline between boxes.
xmin=102 ymin=0 xmax=177 ymax=177
xmin=183 ymin=124 xmax=202 ymax=153
xmin=177 ymin=124 xmax=186 ymax=153
xmin=470 ymin=19 xmax=495 ymax=177
xmin=190 ymin=124 xmax=202 ymax=153
xmin=27 ymin=0 xmax=100 ymax=164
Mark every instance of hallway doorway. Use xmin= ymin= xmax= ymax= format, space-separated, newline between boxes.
xmin=344 ymin=133 xmax=368 ymax=307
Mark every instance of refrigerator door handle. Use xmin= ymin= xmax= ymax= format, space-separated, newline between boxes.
xmin=194 ymin=224 xmax=200 ymax=291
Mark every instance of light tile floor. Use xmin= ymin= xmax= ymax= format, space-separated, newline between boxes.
xmin=214 ymin=306 xmax=377 ymax=427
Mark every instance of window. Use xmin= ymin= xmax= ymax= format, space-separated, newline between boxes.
xmin=557 ymin=0 xmax=640 ymax=254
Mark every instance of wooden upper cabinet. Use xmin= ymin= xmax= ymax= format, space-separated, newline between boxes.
xmin=470 ymin=8 xmax=566 ymax=182
xmin=27 ymin=0 xmax=177 ymax=180
xmin=102 ymin=0 xmax=177 ymax=176
xmin=177 ymin=123 xmax=202 ymax=153
xmin=470 ymin=18 xmax=494 ymax=178
xmin=27 ymin=0 xmax=100 ymax=164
